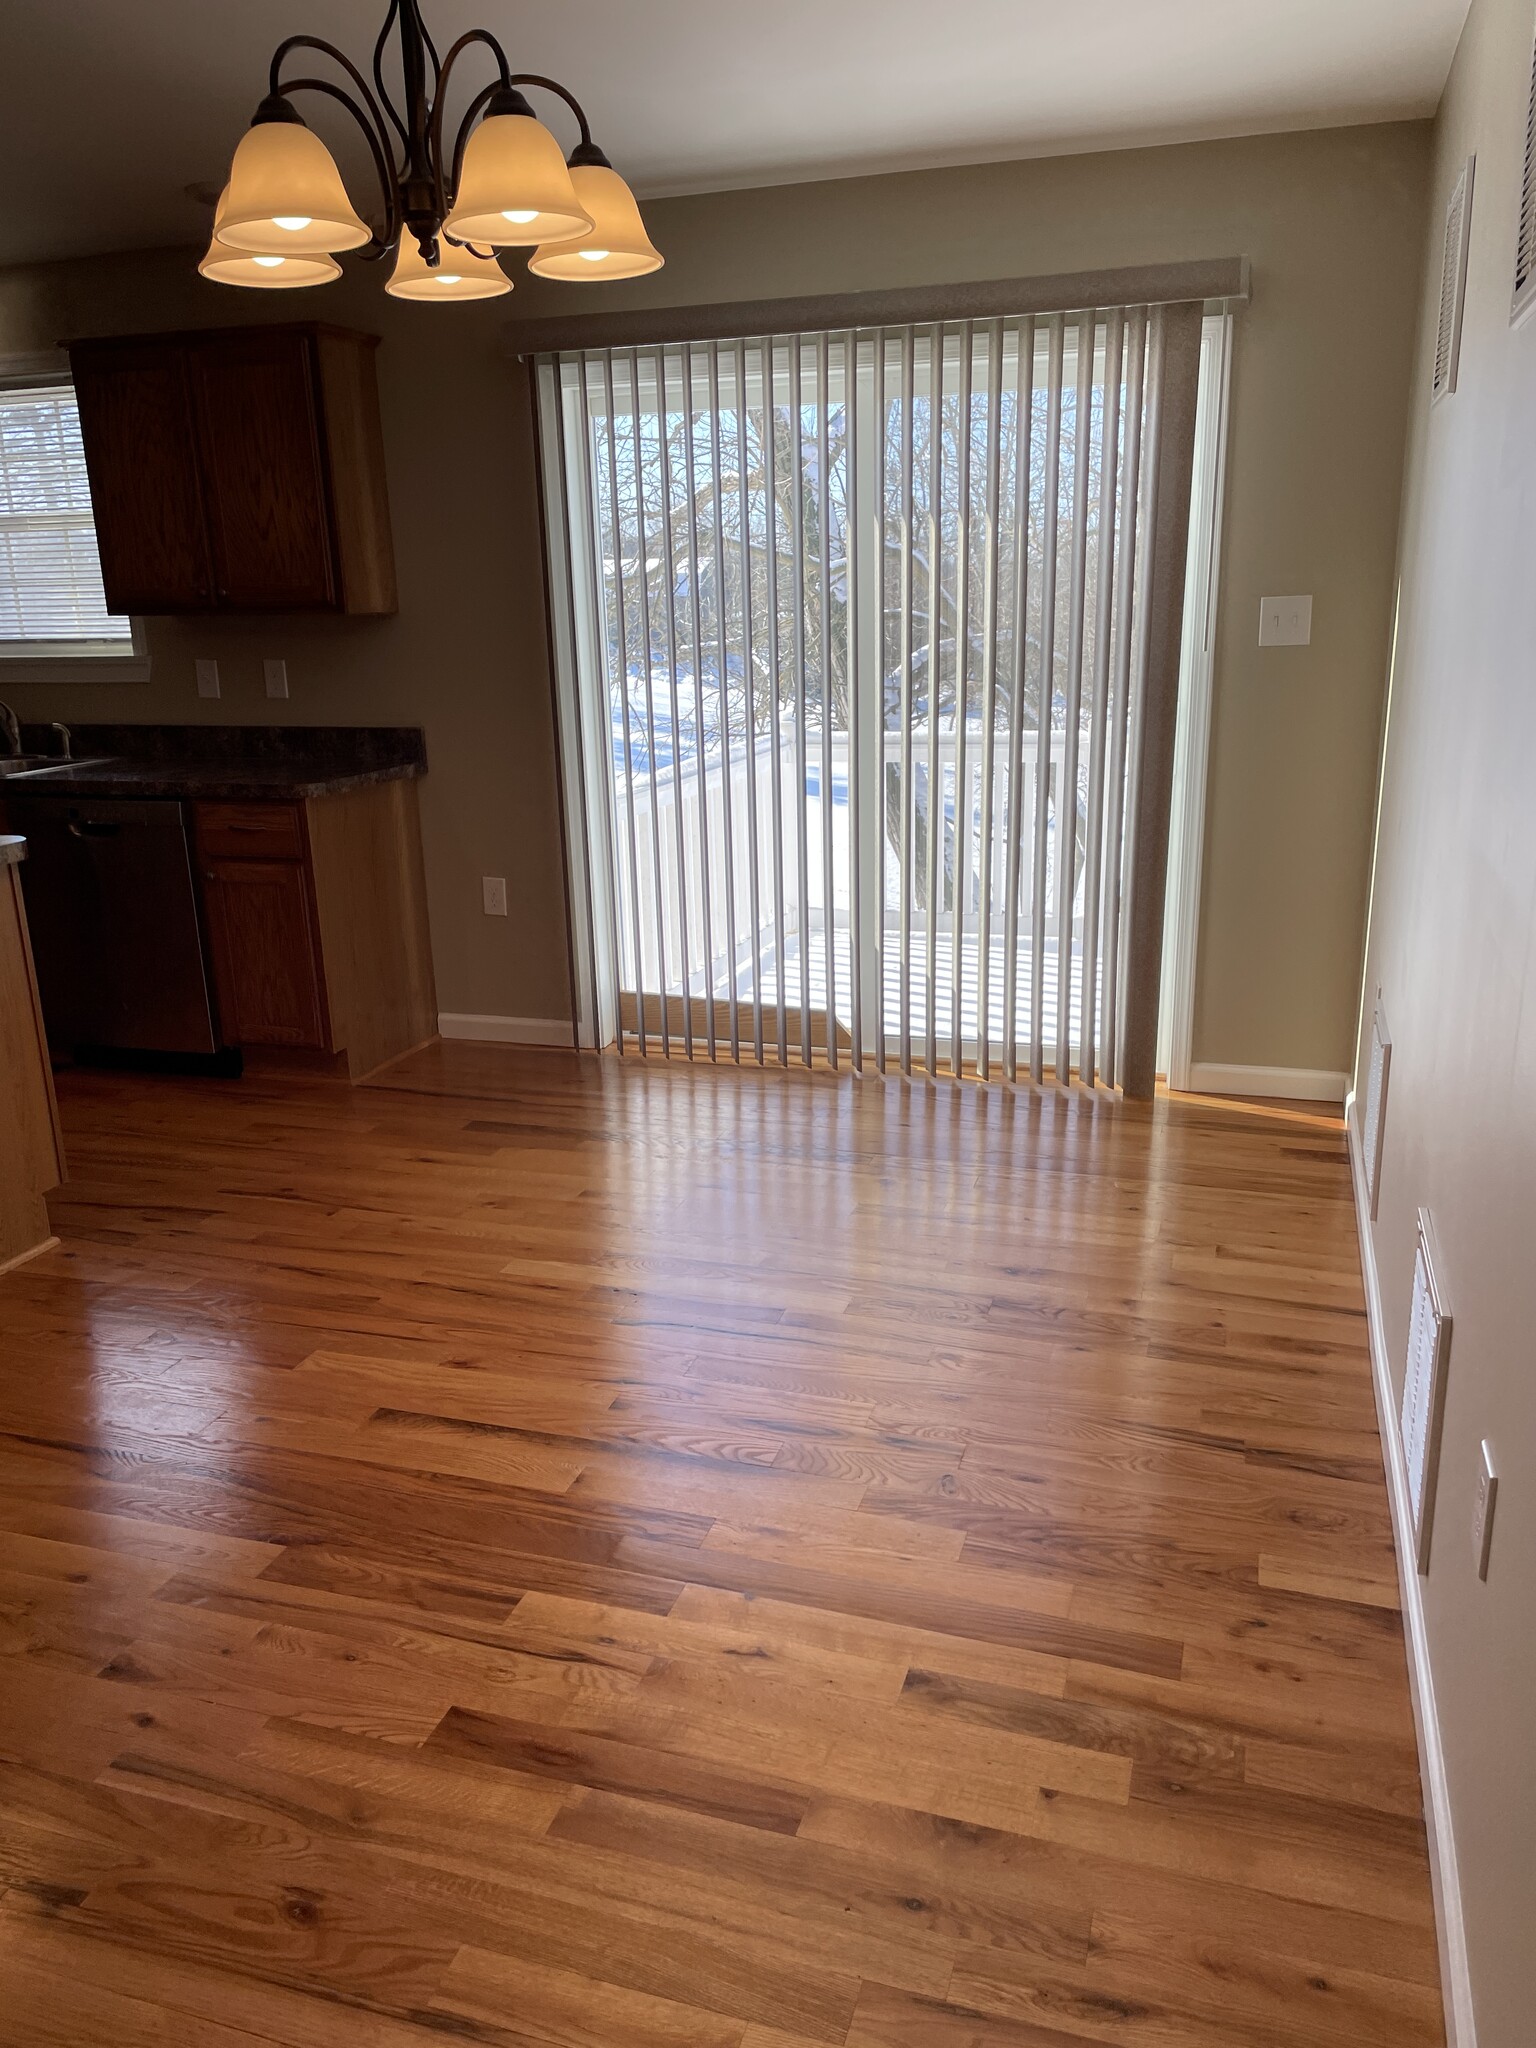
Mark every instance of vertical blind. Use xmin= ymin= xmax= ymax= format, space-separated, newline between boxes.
xmin=539 ymin=307 xmax=1172 ymax=1085
xmin=0 ymin=383 xmax=130 ymax=650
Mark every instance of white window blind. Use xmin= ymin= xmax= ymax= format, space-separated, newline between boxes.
xmin=538 ymin=304 xmax=1199 ymax=1088
xmin=0 ymin=383 xmax=131 ymax=654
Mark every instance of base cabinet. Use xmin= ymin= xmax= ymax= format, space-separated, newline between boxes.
xmin=193 ymin=779 xmax=434 ymax=1080
xmin=200 ymin=857 xmax=327 ymax=1048
xmin=1 ymin=852 xmax=67 ymax=1271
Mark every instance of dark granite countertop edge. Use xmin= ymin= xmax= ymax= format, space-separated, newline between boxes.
xmin=4 ymin=760 xmax=425 ymax=802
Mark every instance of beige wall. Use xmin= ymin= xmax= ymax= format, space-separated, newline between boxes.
xmin=1355 ymin=0 xmax=1536 ymax=2038
xmin=0 ymin=122 xmax=1427 ymax=1057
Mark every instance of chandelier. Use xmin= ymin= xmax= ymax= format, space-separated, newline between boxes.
xmin=199 ymin=0 xmax=661 ymax=302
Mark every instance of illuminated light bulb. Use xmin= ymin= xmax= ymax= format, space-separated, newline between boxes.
xmin=443 ymin=101 xmax=590 ymax=246
xmin=528 ymin=162 xmax=661 ymax=280
xmin=384 ymin=227 xmax=511 ymax=301
xmin=218 ymin=115 xmax=368 ymax=254
xmin=200 ymin=184 xmax=342 ymax=288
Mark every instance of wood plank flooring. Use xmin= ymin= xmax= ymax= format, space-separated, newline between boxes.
xmin=0 ymin=1042 xmax=1441 ymax=2046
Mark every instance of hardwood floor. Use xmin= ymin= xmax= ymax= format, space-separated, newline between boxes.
xmin=0 ymin=1042 xmax=1441 ymax=2046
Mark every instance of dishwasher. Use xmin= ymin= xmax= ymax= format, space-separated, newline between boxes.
xmin=9 ymin=796 xmax=239 ymax=1070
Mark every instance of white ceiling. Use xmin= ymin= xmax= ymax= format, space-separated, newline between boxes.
xmin=1 ymin=0 xmax=1469 ymax=265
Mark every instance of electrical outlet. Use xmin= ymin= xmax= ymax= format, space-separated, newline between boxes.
xmin=1258 ymin=595 xmax=1313 ymax=647
xmin=1473 ymin=1440 xmax=1498 ymax=1580
xmin=482 ymin=876 xmax=508 ymax=917
xmin=264 ymin=658 xmax=289 ymax=700
xmin=195 ymin=658 xmax=220 ymax=699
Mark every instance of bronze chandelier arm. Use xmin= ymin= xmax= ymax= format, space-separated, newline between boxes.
xmin=269 ymin=31 xmax=399 ymax=148
xmin=447 ymin=81 xmax=505 ymax=206
xmin=419 ymin=15 xmax=443 ymax=86
xmin=426 ymin=28 xmax=513 ymax=226
xmin=269 ymin=75 xmax=402 ymax=251
xmin=371 ymin=0 xmax=410 ymax=153
xmin=507 ymin=73 xmax=594 ymax=151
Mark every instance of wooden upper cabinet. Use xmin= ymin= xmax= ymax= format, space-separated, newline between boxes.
xmin=68 ymin=325 xmax=397 ymax=617
xmin=67 ymin=341 xmax=214 ymax=612
xmin=190 ymin=331 xmax=336 ymax=610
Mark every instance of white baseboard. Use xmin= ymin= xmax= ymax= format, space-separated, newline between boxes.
xmin=1346 ymin=1104 xmax=1476 ymax=2048
xmin=1184 ymin=1061 xmax=1349 ymax=1102
xmin=437 ymin=1013 xmax=574 ymax=1048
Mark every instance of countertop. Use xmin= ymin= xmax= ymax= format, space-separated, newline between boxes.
xmin=2 ymin=725 xmax=426 ymax=803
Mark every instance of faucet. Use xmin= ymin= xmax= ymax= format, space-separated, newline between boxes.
xmin=0 ymin=702 xmax=19 ymax=758
xmin=47 ymin=722 xmax=71 ymax=761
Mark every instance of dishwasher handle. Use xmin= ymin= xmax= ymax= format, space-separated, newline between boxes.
xmin=66 ymin=818 xmax=122 ymax=840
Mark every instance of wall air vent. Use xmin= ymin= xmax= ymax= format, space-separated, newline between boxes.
xmin=1362 ymin=1003 xmax=1391 ymax=1220
xmin=1401 ymin=1208 xmax=1452 ymax=1574
xmin=1515 ymin=33 xmax=1536 ymax=324
xmin=1433 ymin=156 xmax=1474 ymax=399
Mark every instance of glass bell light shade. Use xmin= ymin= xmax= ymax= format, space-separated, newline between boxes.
xmin=443 ymin=113 xmax=593 ymax=247
xmin=386 ymin=226 xmax=511 ymax=301
xmin=528 ymin=164 xmax=662 ymax=280
xmin=217 ymin=116 xmax=371 ymax=255
xmin=199 ymin=186 xmax=341 ymax=289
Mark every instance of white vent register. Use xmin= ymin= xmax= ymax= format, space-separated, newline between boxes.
xmin=1433 ymin=155 xmax=1474 ymax=400
xmin=1516 ymin=29 xmax=1536 ymax=325
xmin=1401 ymin=1209 xmax=1452 ymax=1574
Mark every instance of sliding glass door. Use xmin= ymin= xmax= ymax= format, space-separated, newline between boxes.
xmin=538 ymin=304 xmax=1204 ymax=1085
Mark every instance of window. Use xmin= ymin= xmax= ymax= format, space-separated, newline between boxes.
xmin=0 ymin=375 xmax=148 ymax=678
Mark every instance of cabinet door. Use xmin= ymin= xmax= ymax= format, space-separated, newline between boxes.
xmin=68 ymin=342 xmax=214 ymax=613
xmin=200 ymin=857 xmax=328 ymax=1047
xmin=0 ymin=863 xmax=66 ymax=1267
xmin=189 ymin=332 xmax=336 ymax=609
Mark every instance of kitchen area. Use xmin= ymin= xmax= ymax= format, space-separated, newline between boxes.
xmin=0 ymin=318 xmax=445 ymax=1273
xmin=0 ymin=718 xmax=437 ymax=1268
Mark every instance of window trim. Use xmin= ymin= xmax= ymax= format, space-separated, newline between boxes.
xmin=0 ymin=350 xmax=152 ymax=683
xmin=1156 ymin=311 xmax=1234 ymax=1091
xmin=0 ymin=622 xmax=153 ymax=685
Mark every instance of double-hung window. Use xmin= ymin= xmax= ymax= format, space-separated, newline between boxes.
xmin=0 ymin=371 xmax=148 ymax=680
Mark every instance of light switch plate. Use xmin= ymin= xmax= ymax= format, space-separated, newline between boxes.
xmin=1258 ymin=595 xmax=1313 ymax=647
xmin=264 ymin=658 xmax=289 ymax=700
xmin=482 ymin=876 xmax=508 ymax=917
xmin=1473 ymin=1439 xmax=1497 ymax=1580
xmin=195 ymin=658 xmax=220 ymax=699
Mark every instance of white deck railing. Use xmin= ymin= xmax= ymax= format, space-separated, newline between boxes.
xmin=613 ymin=722 xmax=1086 ymax=1027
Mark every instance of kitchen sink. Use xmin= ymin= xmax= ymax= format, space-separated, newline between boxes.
xmin=1 ymin=756 xmax=115 ymax=778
